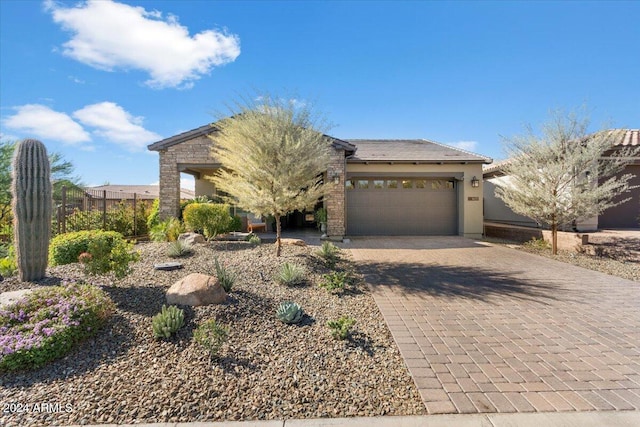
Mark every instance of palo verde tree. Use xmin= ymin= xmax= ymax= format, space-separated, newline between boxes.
xmin=495 ymin=110 xmax=639 ymax=254
xmin=209 ymin=94 xmax=332 ymax=256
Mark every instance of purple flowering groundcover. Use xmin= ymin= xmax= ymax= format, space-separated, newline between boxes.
xmin=0 ymin=282 xmax=115 ymax=372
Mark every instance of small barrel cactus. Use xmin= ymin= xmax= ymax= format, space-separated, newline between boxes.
xmin=152 ymin=305 xmax=185 ymax=339
xmin=11 ymin=139 xmax=52 ymax=281
xmin=276 ymin=301 xmax=304 ymax=324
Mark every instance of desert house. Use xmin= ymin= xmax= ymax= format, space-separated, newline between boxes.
xmin=483 ymin=129 xmax=640 ymax=231
xmin=148 ymin=123 xmax=492 ymax=240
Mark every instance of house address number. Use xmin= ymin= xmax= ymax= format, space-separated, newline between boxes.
xmin=467 ymin=197 xmax=479 ymax=201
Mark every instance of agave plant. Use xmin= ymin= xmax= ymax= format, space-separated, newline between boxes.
xmin=276 ymin=301 xmax=304 ymax=324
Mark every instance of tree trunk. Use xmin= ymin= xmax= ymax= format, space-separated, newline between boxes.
xmin=275 ymin=214 xmax=282 ymax=257
xmin=551 ymin=222 xmax=558 ymax=255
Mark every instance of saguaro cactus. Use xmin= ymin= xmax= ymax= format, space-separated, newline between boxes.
xmin=11 ymin=139 xmax=52 ymax=281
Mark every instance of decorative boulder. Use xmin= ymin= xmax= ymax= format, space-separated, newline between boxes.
xmin=0 ymin=289 xmax=34 ymax=309
xmin=166 ymin=273 xmax=227 ymax=306
xmin=178 ymin=232 xmax=205 ymax=245
xmin=280 ymin=238 xmax=306 ymax=247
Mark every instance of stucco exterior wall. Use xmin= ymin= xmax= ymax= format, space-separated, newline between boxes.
xmin=483 ymin=176 xmax=538 ymax=228
xmin=345 ymin=163 xmax=485 ymax=238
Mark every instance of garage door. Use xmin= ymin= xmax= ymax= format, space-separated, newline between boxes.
xmin=346 ymin=177 xmax=458 ymax=235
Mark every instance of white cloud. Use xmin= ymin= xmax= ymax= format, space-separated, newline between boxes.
xmin=46 ymin=0 xmax=240 ymax=89
xmin=450 ymin=140 xmax=478 ymax=152
xmin=2 ymin=104 xmax=91 ymax=144
xmin=73 ymin=102 xmax=161 ymax=151
xmin=181 ymin=176 xmax=195 ymax=191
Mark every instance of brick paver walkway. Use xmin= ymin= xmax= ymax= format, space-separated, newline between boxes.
xmin=348 ymin=237 xmax=640 ymax=415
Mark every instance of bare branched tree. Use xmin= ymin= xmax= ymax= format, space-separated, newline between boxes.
xmin=209 ymin=94 xmax=332 ymax=256
xmin=495 ymin=110 xmax=639 ymax=254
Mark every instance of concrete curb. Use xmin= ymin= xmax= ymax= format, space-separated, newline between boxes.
xmin=70 ymin=411 xmax=640 ymax=427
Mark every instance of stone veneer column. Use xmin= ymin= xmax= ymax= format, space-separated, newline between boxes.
xmin=326 ymin=148 xmax=346 ymax=240
xmin=158 ymin=150 xmax=180 ymax=219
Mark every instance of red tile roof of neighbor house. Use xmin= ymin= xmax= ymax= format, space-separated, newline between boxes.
xmin=609 ymin=129 xmax=639 ymax=146
xmin=86 ymin=185 xmax=195 ymax=200
xmin=483 ymin=129 xmax=640 ymax=176
xmin=346 ymin=139 xmax=492 ymax=164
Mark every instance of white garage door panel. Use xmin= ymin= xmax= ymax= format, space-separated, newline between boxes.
xmin=346 ymin=178 xmax=457 ymax=235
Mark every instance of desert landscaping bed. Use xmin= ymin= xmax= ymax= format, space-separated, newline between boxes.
xmin=488 ymin=237 xmax=640 ymax=282
xmin=0 ymin=241 xmax=425 ymax=426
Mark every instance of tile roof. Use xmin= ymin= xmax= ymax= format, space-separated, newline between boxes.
xmin=346 ymin=139 xmax=492 ymax=164
xmin=606 ymin=129 xmax=639 ymax=146
xmin=147 ymin=122 xmax=356 ymax=153
xmin=483 ymin=129 xmax=639 ymax=177
xmin=86 ymin=185 xmax=195 ymax=200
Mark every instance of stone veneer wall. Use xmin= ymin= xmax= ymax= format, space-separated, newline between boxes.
xmin=158 ymin=134 xmax=217 ymax=219
xmin=326 ymin=148 xmax=346 ymax=239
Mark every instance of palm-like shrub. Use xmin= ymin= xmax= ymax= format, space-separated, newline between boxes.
xmin=274 ymin=262 xmax=306 ymax=286
xmin=167 ymin=240 xmax=193 ymax=258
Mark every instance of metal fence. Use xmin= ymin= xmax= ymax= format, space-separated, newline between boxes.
xmin=54 ymin=186 xmax=154 ymax=238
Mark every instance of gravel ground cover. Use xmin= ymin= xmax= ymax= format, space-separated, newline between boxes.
xmin=0 ymin=241 xmax=425 ymax=426
xmin=485 ymin=237 xmax=640 ymax=282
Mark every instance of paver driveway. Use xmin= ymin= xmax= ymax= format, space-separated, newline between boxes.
xmin=348 ymin=237 xmax=640 ymax=415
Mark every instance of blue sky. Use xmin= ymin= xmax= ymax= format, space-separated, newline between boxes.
xmin=1 ymin=0 xmax=638 ymax=190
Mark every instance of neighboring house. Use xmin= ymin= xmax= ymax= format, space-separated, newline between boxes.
xmin=147 ymin=124 xmax=492 ymax=240
xmin=483 ymin=129 xmax=640 ymax=230
xmin=87 ymin=185 xmax=196 ymax=201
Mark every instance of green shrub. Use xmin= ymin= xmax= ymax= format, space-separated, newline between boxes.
xmin=317 ymin=241 xmax=339 ymax=266
xmin=146 ymin=199 xmax=160 ymax=230
xmin=183 ymin=203 xmax=233 ymax=240
xmin=319 ymin=271 xmax=348 ymax=292
xmin=167 ymin=240 xmax=193 ymax=258
xmin=150 ymin=218 xmax=184 ymax=242
xmin=49 ymin=230 xmax=99 ymax=266
xmin=327 ymin=316 xmax=355 ymax=340
xmin=194 ymin=319 xmax=228 ymax=359
xmin=229 ymin=215 xmax=242 ymax=232
xmin=105 ymin=200 xmax=152 ymax=237
xmin=152 ymin=305 xmax=185 ymax=339
xmin=274 ymin=262 xmax=306 ymax=286
xmin=83 ymin=233 xmax=139 ymax=279
xmin=276 ymin=301 xmax=304 ymax=324
xmin=49 ymin=230 xmax=139 ymax=278
xmin=0 ymin=257 xmax=17 ymax=277
xmin=0 ymin=244 xmax=16 ymax=277
xmin=248 ymin=234 xmax=261 ymax=245
xmin=524 ymin=237 xmax=551 ymax=250
xmin=214 ymin=257 xmax=236 ymax=292
xmin=63 ymin=210 xmax=102 ymax=233
xmin=64 ymin=201 xmax=152 ymax=237
xmin=0 ymin=282 xmax=115 ymax=372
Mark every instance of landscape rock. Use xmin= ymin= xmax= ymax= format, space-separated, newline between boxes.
xmin=166 ymin=273 xmax=227 ymax=306
xmin=178 ymin=232 xmax=205 ymax=245
xmin=280 ymin=238 xmax=306 ymax=247
xmin=154 ymin=262 xmax=183 ymax=271
xmin=0 ymin=288 xmax=34 ymax=308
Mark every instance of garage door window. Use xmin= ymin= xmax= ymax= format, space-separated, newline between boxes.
xmin=387 ymin=179 xmax=398 ymax=189
xmin=373 ymin=180 xmax=384 ymax=189
xmin=402 ymin=179 xmax=412 ymax=189
xmin=357 ymin=180 xmax=369 ymax=189
xmin=345 ymin=179 xmax=355 ymax=190
xmin=415 ymin=179 xmax=426 ymax=189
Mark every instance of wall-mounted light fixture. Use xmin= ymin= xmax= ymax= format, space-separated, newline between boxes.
xmin=332 ymin=173 xmax=340 ymax=184
xmin=471 ymin=176 xmax=480 ymax=188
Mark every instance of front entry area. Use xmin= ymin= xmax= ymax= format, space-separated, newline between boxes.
xmin=346 ymin=177 xmax=458 ymax=235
